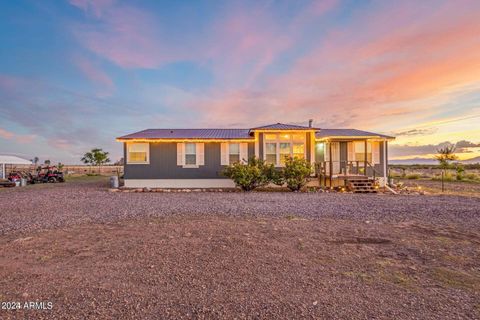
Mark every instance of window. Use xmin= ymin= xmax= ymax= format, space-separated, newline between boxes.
xmin=127 ymin=143 xmax=149 ymax=164
xmin=279 ymin=143 xmax=290 ymax=165
xmin=263 ymin=133 xmax=306 ymax=166
xmin=229 ymin=143 xmax=240 ymax=163
xmin=185 ymin=143 xmax=196 ymax=165
xmin=265 ymin=143 xmax=277 ymax=164
xmin=293 ymin=143 xmax=305 ymax=159
xmin=354 ymin=141 xmax=372 ymax=162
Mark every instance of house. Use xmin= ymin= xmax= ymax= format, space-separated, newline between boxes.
xmin=117 ymin=123 xmax=395 ymax=188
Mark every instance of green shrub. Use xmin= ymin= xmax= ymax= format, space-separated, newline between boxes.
xmin=282 ymin=157 xmax=312 ymax=191
xmin=456 ymin=165 xmax=465 ymax=181
xmin=222 ymin=157 xmax=271 ymax=191
xmin=406 ymin=173 xmax=420 ymax=179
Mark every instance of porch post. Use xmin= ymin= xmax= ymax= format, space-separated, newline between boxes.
xmin=1 ymin=163 xmax=5 ymax=179
xmin=329 ymin=142 xmax=333 ymax=188
xmin=383 ymin=139 xmax=387 ymax=187
xmin=364 ymin=140 xmax=368 ymax=176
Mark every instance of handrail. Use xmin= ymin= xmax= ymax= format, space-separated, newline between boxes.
xmin=315 ymin=161 xmax=383 ymax=178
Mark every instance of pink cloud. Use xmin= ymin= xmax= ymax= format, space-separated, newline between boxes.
xmin=0 ymin=128 xmax=14 ymax=139
xmin=71 ymin=4 xmax=181 ymax=69
xmin=189 ymin=0 xmax=480 ymax=129
xmin=73 ymin=55 xmax=115 ymax=96
xmin=0 ymin=128 xmax=36 ymax=144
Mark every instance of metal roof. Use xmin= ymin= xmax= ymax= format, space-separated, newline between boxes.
xmin=315 ymin=129 xmax=394 ymax=139
xmin=118 ymin=129 xmax=253 ymax=140
xmin=0 ymin=155 xmax=32 ymax=164
xmin=250 ymin=123 xmax=318 ymax=130
xmin=118 ymin=126 xmax=394 ymax=140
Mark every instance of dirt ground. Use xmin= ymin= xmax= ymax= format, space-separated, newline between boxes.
xmin=399 ymin=178 xmax=480 ymax=196
xmin=0 ymin=178 xmax=479 ymax=319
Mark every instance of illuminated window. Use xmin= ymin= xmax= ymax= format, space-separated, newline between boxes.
xmin=280 ymin=143 xmax=291 ymax=164
xmin=265 ymin=134 xmax=277 ymax=140
xmin=185 ymin=143 xmax=196 ymax=165
xmin=293 ymin=143 xmax=305 ymax=159
xmin=265 ymin=143 xmax=277 ymax=164
xmin=354 ymin=141 xmax=372 ymax=162
xmin=127 ymin=143 xmax=149 ymax=164
xmin=263 ymin=133 xmax=306 ymax=166
xmin=229 ymin=143 xmax=240 ymax=163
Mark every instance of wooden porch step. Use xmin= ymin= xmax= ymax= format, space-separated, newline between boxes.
xmin=346 ymin=177 xmax=377 ymax=193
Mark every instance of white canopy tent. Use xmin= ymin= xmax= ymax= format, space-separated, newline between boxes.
xmin=0 ymin=155 xmax=32 ymax=179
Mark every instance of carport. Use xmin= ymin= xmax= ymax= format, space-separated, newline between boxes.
xmin=0 ymin=155 xmax=32 ymax=179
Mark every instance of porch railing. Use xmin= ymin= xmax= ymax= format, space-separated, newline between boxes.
xmin=314 ymin=161 xmax=382 ymax=187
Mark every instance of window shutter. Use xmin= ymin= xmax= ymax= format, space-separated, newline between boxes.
xmin=240 ymin=143 xmax=248 ymax=163
xmin=177 ymin=143 xmax=185 ymax=166
xmin=372 ymin=142 xmax=380 ymax=164
xmin=196 ymin=143 xmax=205 ymax=166
xmin=347 ymin=142 xmax=355 ymax=162
xmin=220 ymin=143 xmax=229 ymax=165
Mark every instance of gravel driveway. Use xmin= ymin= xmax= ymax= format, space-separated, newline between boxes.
xmin=1 ymin=178 xmax=479 ymax=236
xmin=0 ymin=178 xmax=479 ymax=319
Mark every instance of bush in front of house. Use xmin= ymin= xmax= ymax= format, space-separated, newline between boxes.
xmin=282 ymin=157 xmax=312 ymax=191
xmin=222 ymin=157 xmax=272 ymax=191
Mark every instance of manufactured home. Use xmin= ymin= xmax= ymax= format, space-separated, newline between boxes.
xmin=117 ymin=123 xmax=394 ymax=189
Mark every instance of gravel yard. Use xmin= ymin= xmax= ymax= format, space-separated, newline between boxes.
xmin=0 ymin=177 xmax=479 ymax=319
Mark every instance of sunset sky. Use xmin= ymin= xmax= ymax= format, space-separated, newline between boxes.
xmin=1 ymin=0 xmax=479 ymax=163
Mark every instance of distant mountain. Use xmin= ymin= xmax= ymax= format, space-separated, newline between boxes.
xmin=389 ymin=158 xmax=437 ymax=165
xmin=390 ymin=156 xmax=480 ymax=165
xmin=461 ymin=156 xmax=480 ymax=164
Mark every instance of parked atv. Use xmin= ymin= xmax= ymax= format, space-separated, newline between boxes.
xmin=33 ymin=166 xmax=65 ymax=183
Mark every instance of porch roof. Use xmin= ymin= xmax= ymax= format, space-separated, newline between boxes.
xmin=315 ymin=129 xmax=394 ymax=140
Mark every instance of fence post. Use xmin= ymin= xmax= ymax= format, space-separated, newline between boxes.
xmin=441 ymin=171 xmax=444 ymax=192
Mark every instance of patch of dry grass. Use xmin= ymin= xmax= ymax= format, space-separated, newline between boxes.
xmin=431 ymin=267 xmax=480 ymax=290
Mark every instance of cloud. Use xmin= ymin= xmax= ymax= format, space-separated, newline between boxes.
xmin=69 ymin=0 xmax=115 ymax=18
xmin=0 ymin=74 xmax=118 ymax=157
xmin=0 ymin=128 xmax=14 ymax=139
xmin=186 ymin=0 xmax=480 ymax=129
xmin=0 ymin=127 xmax=36 ymax=144
xmin=73 ymin=55 xmax=115 ymax=97
xmin=70 ymin=3 xmax=183 ymax=69
xmin=455 ymin=140 xmax=480 ymax=148
xmin=390 ymin=140 xmax=480 ymax=158
xmin=392 ymin=128 xmax=438 ymax=137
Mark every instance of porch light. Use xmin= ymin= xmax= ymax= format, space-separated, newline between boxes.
xmin=316 ymin=143 xmax=325 ymax=150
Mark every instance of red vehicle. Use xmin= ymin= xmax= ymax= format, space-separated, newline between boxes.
xmin=33 ymin=166 xmax=65 ymax=183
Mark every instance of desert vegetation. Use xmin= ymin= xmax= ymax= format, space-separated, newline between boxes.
xmin=223 ymin=156 xmax=312 ymax=191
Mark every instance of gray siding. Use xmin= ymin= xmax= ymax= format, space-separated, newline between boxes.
xmin=125 ymin=142 xmax=254 ymax=180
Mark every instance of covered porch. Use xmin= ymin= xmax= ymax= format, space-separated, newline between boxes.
xmin=313 ymin=129 xmax=395 ymax=189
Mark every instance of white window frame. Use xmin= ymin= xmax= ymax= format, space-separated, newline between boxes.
xmin=126 ymin=142 xmax=150 ymax=164
xmin=228 ymin=143 xmax=241 ymax=164
xmin=183 ymin=142 xmax=198 ymax=168
xmin=263 ymin=133 xmax=306 ymax=167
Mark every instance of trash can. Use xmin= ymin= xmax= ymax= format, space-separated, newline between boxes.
xmin=20 ymin=178 xmax=27 ymax=187
xmin=110 ymin=176 xmax=119 ymax=189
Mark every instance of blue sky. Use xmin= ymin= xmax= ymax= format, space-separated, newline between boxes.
xmin=1 ymin=0 xmax=480 ymax=163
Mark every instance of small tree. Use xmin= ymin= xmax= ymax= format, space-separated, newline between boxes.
xmin=81 ymin=148 xmax=110 ymax=174
xmin=44 ymin=159 xmax=51 ymax=166
xmin=435 ymin=145 xmax=457 ymax=192
xmin=282 ymin=157 xmax=312 ymax=191
xmin=57 ymin=162 xmax=64 ymax=171
xmin=435 ymin=145 xmax=457 ymax=170
xmin=223 ymin=156 xmax=271 ymax=191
